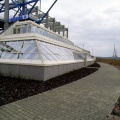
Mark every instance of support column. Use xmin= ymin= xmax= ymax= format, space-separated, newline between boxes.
xmin=4 ymin=0 xmax=9 ymax=30
xmin=63 ymin=25 xmax=65 ymax=37
xmin=66 ymin=28 xmax=68 ymax=38
xmin=58 ymin=22 xmax=60 ymax=35
xmin=53 ymin=18 xmax=55 ymax=32
xmin=45 ymin=13 xmax=49 ymax=28
xmin=35 ymin=6 xmax=38 ymax=17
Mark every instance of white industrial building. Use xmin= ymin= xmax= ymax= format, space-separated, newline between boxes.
xmin=0 ymin=20 xmax=95 ymax=81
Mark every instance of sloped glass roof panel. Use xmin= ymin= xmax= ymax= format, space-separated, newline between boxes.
xmin=32 ymin=54 xmax=40 ymax=60
xmin=0 ymin=39 xmax=90 ymax=62
xmin=30 ymin=46 xmax=38 ymax=53
xmin=38 ymin=41 xmax=75 ymax=61
xmin=21 ymin=44 xmax=35 ymax=53
xmin=1 ymin=52 xmax=18 ymax=59
xmin=87 ymin=54 xmax=93 ymax=60
xmin=9 ymin=54 xmax=18 ymax=59
xmin=0 ymin=40 xmax=41 ymax=60
xmin=20 ymin=53 xmax=38 ymax=59
xmin=45 ymin=54 xmax=56 ymax=60
xmin=73 ymin=52 xmax=85 ymax=60
xmin=1 ymin=52 xmax=17 ymax=59
xmin=11 ymin=44 xmax=23 ymax=52
xmin=41 ymin=54 xmax=49 ymax=61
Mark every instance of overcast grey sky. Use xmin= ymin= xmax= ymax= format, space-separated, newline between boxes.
xmin=41 ymin=0 xmax=120 ymax=57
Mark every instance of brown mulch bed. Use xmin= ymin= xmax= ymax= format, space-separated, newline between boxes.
xmin=0 ymin=63 xmax=100 ymax=106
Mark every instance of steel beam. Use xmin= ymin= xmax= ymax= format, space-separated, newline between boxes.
xmin=28 ymin=0 xmax=38 ymax=14
xmin=11 ymin=0 xmax=24 ymax=15
xmin=36 ymin=0 xmax=57 ymax=24
xmin=0 ymin=0 xmax=39 ymax=13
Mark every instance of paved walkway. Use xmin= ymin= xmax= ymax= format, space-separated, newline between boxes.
xmin=0 ymin=63 xmax=120 ymax=120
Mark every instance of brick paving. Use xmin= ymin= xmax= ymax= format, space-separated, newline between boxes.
xmin=0 ymin=63 xmax=120 ymax=120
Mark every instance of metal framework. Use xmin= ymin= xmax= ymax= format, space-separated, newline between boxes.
xmin=0 ymin=0 xmax=57 ymax=23
xmin=0 ymin=0 xmax=69 ymax=38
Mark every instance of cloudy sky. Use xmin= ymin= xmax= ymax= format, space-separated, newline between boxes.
xmin=41 ymin=0 xmax=120 ymax=57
